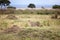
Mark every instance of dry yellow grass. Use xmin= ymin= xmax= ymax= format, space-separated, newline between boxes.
xmin=0 ymin=14 xmax=60 ymax=40
xmin=0 ymin=14 xmax=60 ymax=28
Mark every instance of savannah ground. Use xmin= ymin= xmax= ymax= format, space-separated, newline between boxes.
xmin=0 ymin=9 xmax=60 ymax=40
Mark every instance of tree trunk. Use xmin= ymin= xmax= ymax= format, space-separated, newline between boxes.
xmin=4 ymin=5 xmax=7 ymax=10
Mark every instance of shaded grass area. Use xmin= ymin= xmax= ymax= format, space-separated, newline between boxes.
xmin=0 ymin=27 xmax=60 ymax=40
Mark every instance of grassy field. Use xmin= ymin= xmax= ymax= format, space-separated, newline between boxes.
xmin=0 ymin=14 xmax=60 ymax=28
xmin=0 ymin=9 xmax=60 ymax=40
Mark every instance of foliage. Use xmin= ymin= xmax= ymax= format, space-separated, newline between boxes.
xmin=0 ymin=0 xmax=10 ymax=8
xmin=0 ymin=9 xmax=60 ymax=15
xmin=0 ymin=0 xmax=10 ymax=14
xmin=51 ymin=12 xmax=58 ymax=19
xmin=52 ymin=5 xmax=60 ymax=9
xmin=28 ymin=3 xmax=36 ymax=8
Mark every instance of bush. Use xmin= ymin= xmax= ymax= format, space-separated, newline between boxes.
xmin=52 ymin=5 xmax=60 ymax=9
xmin=51 ymin=13 xmax=58 ymax=19
xmin=7 ymin=6 xmax=16 ymax=9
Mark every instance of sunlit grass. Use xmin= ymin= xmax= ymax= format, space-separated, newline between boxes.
xmin=0 ymin=10 xmax=60 ymax=40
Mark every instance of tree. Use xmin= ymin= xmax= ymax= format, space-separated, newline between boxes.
xmin=0 ymin=0 xmax=10 ymax=14
xmin=28 ymin=3 xmax=36 ymax=8
xmin=0 ymin=0 xmax=10 ymax=10
xmin=52 ymin=5 xmax=60 ymax=9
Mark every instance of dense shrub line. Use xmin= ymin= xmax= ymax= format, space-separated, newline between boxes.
xmin=0 ymin=9 xmax=60 ymax=15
